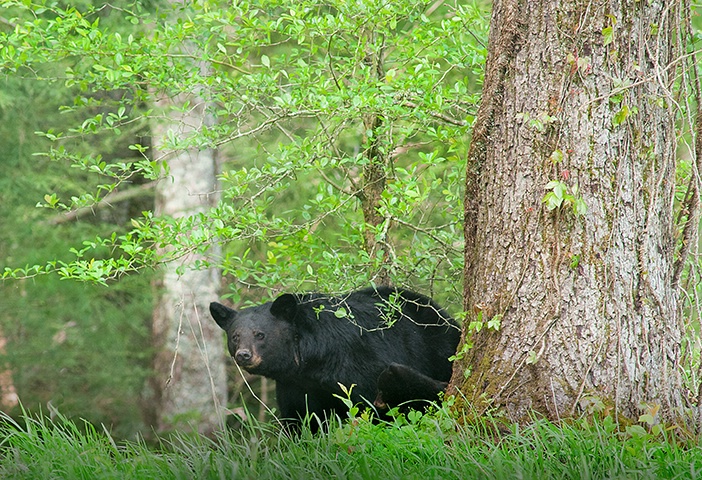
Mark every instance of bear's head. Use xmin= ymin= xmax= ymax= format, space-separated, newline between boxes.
xmin=209 ymin=294 xmax=300 ymax=378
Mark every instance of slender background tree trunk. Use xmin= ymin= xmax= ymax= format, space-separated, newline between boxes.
xmin=148 ymin=56 xmax=227 ymax=435
xmin=360 ymin=32 xmax=392 ymax=287
xmin=452 ymin=0 xmax=691 ymax=427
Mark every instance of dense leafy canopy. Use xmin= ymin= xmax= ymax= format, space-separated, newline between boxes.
xmin=1 ymin=0 xmax=487 ymax=307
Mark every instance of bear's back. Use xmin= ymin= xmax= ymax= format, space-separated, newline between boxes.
xmin=291 ymin=286 xmax=459 ymax=398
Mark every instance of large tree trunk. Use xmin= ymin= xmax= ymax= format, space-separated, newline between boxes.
xmin=452 ymin=0 xmax=691 ymax=427
xmin=148 ymin=59 xmax=227 ymax=435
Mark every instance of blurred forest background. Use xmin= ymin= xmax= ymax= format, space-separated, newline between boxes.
xmin=0 ymin=0 xmax=489 ymax=439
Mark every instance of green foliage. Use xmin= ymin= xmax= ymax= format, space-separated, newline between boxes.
xmin=543 ymin=180 xmax=587 ymax=216
xmin=1 ymin=0 xmax=488 ymax=309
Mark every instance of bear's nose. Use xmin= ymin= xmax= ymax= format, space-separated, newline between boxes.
xmin=235 ymin=349 xmax=253 ymax=365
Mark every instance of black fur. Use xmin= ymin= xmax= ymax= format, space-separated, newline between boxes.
xmin=374 ymin=363 xmax=449 ymax=413
xmin=210 ymin=286 xmax=459 ymax=429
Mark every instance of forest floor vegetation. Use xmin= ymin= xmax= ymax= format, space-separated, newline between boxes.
xmin=1 ymin=404 xmax=702 ymax=480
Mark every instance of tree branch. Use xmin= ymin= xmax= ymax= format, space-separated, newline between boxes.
xmin=401 ymin=101 xmax=468 ymax=126
xmin=48 ymin=181 xmax=156 ymax=225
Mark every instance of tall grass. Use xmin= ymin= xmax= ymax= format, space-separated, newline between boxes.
xmin=1 ymin=408 xmax=702 ymax=479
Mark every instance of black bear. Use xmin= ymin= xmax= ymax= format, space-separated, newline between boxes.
xmin=374 ymin=363 xmax=449 ymax=413
xmin=210 ymin=286 xmax=460 ymax=429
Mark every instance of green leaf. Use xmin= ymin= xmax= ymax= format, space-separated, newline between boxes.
xmin=638 ymin=413 xmax=656 ymax=426
xmin=543 ymin=181 xmax=567 ymax=210
xmin=545 ymin=180 xmax=562 ymax=190
xmin=574 ymin=197 xmax=588 ymax=216
xmin=488 ymin=314 xmax=502 ymax=331
xmin=526 ymin=350 xmax=538 ymax=365
xmin=612 ymin=104 xmax=630 ymax=127
xmin=266 ymin=250 xmax=277 ymax=264
xmin=44 ymin=194 xmax=58 ymax=206
xmin=549 ymin=149 xmax=563 ymax=164
xmin=569 ymin=254 xmax=580 ymax=269
xmin=625 ymin=425 xmax=649 ymax=439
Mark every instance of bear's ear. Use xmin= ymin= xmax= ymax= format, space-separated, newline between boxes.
xmin=210 ymin=302 xmax=236 ymax=330
xmin=388 ymin=363 xmax=404 ymax=377
xmin=270 ymin=293 xmax=298 ymax=321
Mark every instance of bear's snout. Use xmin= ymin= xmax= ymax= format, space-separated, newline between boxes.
xmin=373 ymin=395 xmax=388 ymax=410
xmin=233 ymin=348 xmax=262 ymax=372
xmin=235 ymin=349 xmax=253 ymax=365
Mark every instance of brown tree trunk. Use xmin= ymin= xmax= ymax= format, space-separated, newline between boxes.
xmin=452 ymin=0 xmax=691 ymax=428
xmin=359 ymin=32 xmax=392 ymax=287
xmin=361 ymin=111 xmax=391 ymax=287
xmin=148 ymin=56 xmax=227 ymax=436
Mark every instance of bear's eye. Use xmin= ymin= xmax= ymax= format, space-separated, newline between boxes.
xmin=254 ymin=331 xmax=265 ymax=340
xmin=231 ymin=333 xmax=239 ymax=342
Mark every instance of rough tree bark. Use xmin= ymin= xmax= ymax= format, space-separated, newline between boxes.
xmin=451 ymin=0 xmax=693 ymax=428
xmin=148 ymin=57 xmax=227 ymax=435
